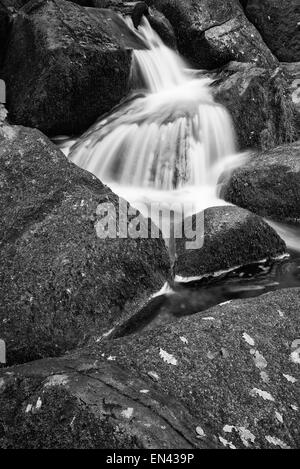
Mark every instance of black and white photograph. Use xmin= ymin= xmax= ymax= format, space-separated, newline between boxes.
xmin=0 ymin=0 xmax=299 ymax=454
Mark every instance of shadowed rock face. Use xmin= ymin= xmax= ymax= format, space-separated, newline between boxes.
xmin=212 ymin=62 xmax=297 ymax=151
xmin=244 ymin=0 xmax=300 ymax=63
xmin=174 ymin=206 xmax=286 ymax=278
xmin=144 ymin=0 xmax=278 ymax=69
xmin=0 ymin=0 xmax=147 ymax=135
xmin=0 ymin=124 xmax=171 ymax=366
xmin=219 ymin=141 xmax=300 ymax=224
xmin=1 ymin=287 xmax=299 ymax=449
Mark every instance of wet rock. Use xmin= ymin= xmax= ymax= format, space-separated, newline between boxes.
xmin=0 ymin=0 xmax=147 ymax=136
xmin=174 ymin=205 xmax=286 ymax=278
xmin=0 ymin=355 xmax=214 ymax=449
xmin=212 ymin=62 xmax=297 ymax=150
xmin=92 ymin=0 xmax=148 ymax=26
xmin=281 ymin=62 xmax=300 ymax=137
xmin=0 ymin=124 xmax=170 ymax=366
xmin=245 ymin=0 xmax=300 ymax=63
xmin=92 ymin=1 xmax=177 ymax=48
xmin=220 ymin=141 xmax=300 ymax=224
xmin=95 ymin=287 xmax=300 ymax=449
xmin=147 ymin=7 xmax=177 ymax=49
xmin=145 ymin=0 xmax=278 ymax=69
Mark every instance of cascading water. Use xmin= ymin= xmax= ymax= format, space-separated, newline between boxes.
xmin=55 ymin=15 xmax=300 ymax=322
xmin=62 ymin=17 xmax=241 ymax=217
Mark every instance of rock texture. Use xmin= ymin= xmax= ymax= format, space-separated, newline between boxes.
xmin=1 ymin=288 xmax=299 ymax=449
xmin=0 ymin=0 xmax=147 ymax=135
xmin=92 ymin=1 xmax=177 ymax=48
xmin=97 ymin=287 xmax=300 ymax=449
xmin=145 ymin=0 xmax=278 ymax=69
xmin=281 ymin=62 xmax=300 ymax=137
xmin=0 ymin=1 xmax=20 ymax=65
xmin=0 ymin=355 xmax=214 ymax=449
xmin=244 ymin=0 xmax=300 ymax=63
xmin=174 ymin=206 xmax=286 ymax=278
xmin=220 ymin=141 xmax=300 ymax=224
xmin=0 ymin=124 xmax=170 ymax=366
xmin=212 ymin=62 xmax=297 ymax=151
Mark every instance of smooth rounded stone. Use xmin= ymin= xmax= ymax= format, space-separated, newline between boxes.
xmin=0 ymin=356 xmax=214 ymax=449
xmin=244 ymin=0 xmax=300 ymax=63
xmin=94 ymin=287 xmax=300 ymax=449
xmin=174 ymin=206 xmax=286 ymax=279
xmin=281 ymin=62 xmax=300 ymax=137
xmin=0 ymin=0 xmax=147 ymax=136
xmin=0 ymin=124 xmax=171 ymax=366
xmin=144 ymin=0 xmax=278 ymax=69
xmin=212 ymin=62 xmax=297 ymax=151
xmin=220 ymin=141 xmax=300 ymax=224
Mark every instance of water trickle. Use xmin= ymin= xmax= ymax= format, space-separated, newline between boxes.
xmin=65 ymin=17 xmax=238 ymax=202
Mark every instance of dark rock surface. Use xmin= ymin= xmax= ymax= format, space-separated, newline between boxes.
xmin=212 ymin=62 xmax=297 ymax=151
xmin=96 ymin=287 xmax=300 ymax=449
xmin=244 ymin=0 xmax=300 ymax=63
xmin=0 ymin=1 xmax=20 ymax=65
xmin=0 ymin=355 xmax=214 ymax=449
xmin=174 ymin=206 xmax=286 ymax=278
xmin=1 ymin=287 xmax=299 ymax=449
xmin=147 ymin=6 xmax=177 ymax=49
xmin=0 ymin=124 xmax=170 ymax=366
xmin=281 ymin=62 xmax=300 ymax=137
xmin=220 ymin=141 xmax=300 ymax=224
xmin=0 ymin=0 xmax=147 ymax=135
xmin=145 ymin=0 xmax=278 ymax=69
xmin=92 ymin=1 xmax=177 ymax=48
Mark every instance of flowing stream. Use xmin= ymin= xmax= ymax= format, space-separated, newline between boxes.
xmin=55 ymin=16 xmax=300 ymax=333
xmin=58 ymin=17 xmax=242 ymax=219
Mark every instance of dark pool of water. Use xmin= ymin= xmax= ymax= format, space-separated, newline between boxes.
xmin=112 ymin=250 xmax=300 ymax=339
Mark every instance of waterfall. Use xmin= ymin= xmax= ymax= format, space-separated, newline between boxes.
xmin=66 ymin=17 xmax=237 ymax=192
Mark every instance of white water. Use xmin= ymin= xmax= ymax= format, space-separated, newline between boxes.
xmin=59 ymin=17 xmax=243 ymax=220
xmin=266 ymin=220 xmax=300 ymax=253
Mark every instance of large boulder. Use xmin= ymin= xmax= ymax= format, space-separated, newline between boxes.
xmin=0 ymin=124 xmax=170 ymax=366
xmin=220 ymin=141 xmax=300 ymax=224
xmin=97 ymin=287 xmax=300 ymax=449
xmin=281 ymin=62 xmax=300 ymax=137
xmin=244 ymin=0 xmax=300 ymax=63
xmin=0 ymin=1 xmax=94 ymax=65
xmin=144 ymin=0 xmax=278 ymax=69
xmin=212 ymin=62 xmax=297 ymax=150
xmin=0 ymin=354 xmax=214 ymax=449
xmin=0 ymin=0 xmax=147 ymax=136
xmin=174 ymin=206 xmax=286 ymax=279
xmin=1 ymin=288 xmax=299 ymax=449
